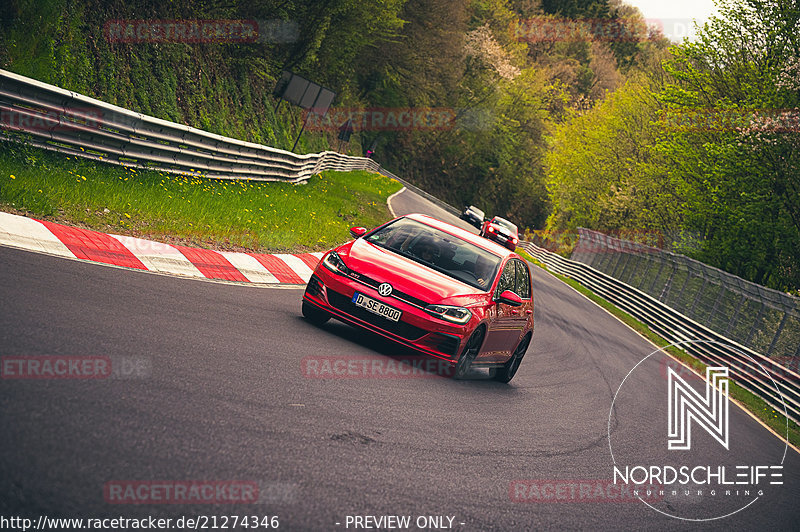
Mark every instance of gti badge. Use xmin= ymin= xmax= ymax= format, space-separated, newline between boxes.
xmin=378 ymin=282 xmax=393 ymax=297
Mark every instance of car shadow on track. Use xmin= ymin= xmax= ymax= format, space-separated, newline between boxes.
xmin=294 ymin=315 xmax=522 ymax=386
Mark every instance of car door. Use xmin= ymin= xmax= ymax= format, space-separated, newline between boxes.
xmin=514 ymin=259 xmax=534 ymax=329
xmin=478 ymin=259 xmax=527 ymax=362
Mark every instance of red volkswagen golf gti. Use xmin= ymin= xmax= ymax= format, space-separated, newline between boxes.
xmin=302 ymin=214 xmax=534 ymax=382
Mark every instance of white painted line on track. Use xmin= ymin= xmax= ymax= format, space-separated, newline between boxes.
xmin=387 ymin=186 xmax=407 ymax=218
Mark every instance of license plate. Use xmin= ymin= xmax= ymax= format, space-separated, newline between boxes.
xmin=352 ymin=292 xmax=402 ymax=322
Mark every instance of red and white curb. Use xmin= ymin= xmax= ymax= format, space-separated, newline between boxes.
xmin=0 ymin=211 xmax=321 ymax=285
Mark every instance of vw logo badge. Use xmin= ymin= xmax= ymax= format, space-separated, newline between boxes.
xmin=377 ymin=282 xmax=393 ymax=297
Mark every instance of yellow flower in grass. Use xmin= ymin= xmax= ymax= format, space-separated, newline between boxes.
xmin=10 ymin=175 xmax=15 ymax=179
xmin=124 ymin=213 xmax=131 ymax=219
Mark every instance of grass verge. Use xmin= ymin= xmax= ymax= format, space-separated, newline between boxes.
xmin=0 ymin=141 xmax=401 ymax=252
xmin=517 ymin=249 xmax=800 ymax=449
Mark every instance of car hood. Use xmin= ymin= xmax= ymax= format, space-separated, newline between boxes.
xmin=336 ymin=239 xmax=487 ymax=305
xmin=490 ymin=225 xmax=513 ymax=238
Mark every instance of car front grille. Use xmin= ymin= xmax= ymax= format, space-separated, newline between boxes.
xmin=326 ymin=290 xmax=427 ymax=341
xmin=346 ymin=270 xmax=429 ymax=309
xmin=306 ymin=274 xmax=324 ymax=297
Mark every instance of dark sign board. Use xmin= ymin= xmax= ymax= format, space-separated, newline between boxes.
xmin=274 ymin=71 xmax=335 ymax=117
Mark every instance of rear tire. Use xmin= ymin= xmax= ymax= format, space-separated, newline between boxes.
xmin=454 ymin=327 xmax=485 ymax=379
xmin=302 ymin=299 xmax=330 ymax=325
xmin=490 ymin=333 xmax=530 ymax=383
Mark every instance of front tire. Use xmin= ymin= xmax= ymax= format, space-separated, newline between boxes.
xmin=302 ymin=299 xmax=330 ymax=325
xmin=454 ymin=327 xmax=485 ymax=379
xmin=490 ymin=333 xmax=530 ymax=383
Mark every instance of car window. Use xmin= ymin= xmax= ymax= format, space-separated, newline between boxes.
xmin=515 ymin=260 xmax=531 ymax=299
xmin=495 ymin=261 xmax=516 ymax=297
xmin=364 ymin=217 xmax=502 ymax=291
xmin=493 ymin=217 xmax=518 ymax=233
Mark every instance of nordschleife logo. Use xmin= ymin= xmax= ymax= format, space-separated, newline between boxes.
xmin=667 ymin=366 xmax=729 ymax=450
xmin=607 ymin=340 xmax=788 ymax=522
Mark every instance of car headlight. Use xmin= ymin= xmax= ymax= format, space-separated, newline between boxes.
xmin=425 ymin=304 xmax=472 ymax=324
xmin=322 ymin=251 xmax=350 ymax=275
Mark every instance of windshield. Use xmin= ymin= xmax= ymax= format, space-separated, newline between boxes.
xmin=492 ymin=217 xmax=517 ymax=233
xmin=365 ymin=218 xmax=502 ymax=291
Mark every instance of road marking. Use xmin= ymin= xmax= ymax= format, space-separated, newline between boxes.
xmin=387 ymin=186 xmax=407 ymax=218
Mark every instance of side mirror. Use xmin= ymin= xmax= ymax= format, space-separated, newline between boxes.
xmin=349 ymin=226 xmax=368 ymax=238
xmin=496 ymin=290 xmax=523 ymax=307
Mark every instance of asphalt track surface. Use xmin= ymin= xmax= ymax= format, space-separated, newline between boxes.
xmin=1 ymin=188 xmax=798 ymax=530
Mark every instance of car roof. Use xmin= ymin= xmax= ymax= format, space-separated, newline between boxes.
xmin=403 ymin=213 xmax=517 ymax=258
xmin=491 ymin=216 xmax=518 ymax=230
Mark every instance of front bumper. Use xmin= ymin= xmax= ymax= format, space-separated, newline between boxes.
xmin=486 ymin=232 xmax=517 ymax=250
xmin=303 ymin=267 xmax=470 ymax=361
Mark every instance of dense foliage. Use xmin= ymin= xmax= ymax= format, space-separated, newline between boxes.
xmin=1 ymin=0 xmax=796 ymax=291
xmin=546 ymin=0 xmax=799 ymax=292
xmin=0 ymin=0 xmax=664 ymax=226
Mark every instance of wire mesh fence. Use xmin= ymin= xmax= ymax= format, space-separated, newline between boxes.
xmin=565 ymin=228 xmax=800 ymax=369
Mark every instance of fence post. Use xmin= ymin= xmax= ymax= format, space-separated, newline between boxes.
xmin=708 ymin=284 xmax=727 ymax=329
xmin=659 ymin=262 xmax=677 ymax=302
xmin=766 ymin=312 xmax=789 ymax=357
xmin=689 ymin=277 xmax=708 ymax=316
xmin=637 ymin=253 xmax=654 ymax=291
xmin=745 ymin=303 xmax=767 ymax=346
xmin=649 ymin=257 xmax=667 ymax=296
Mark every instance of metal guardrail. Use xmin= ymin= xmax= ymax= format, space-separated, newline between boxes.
xmin=572 ymin=228 xmax=800 ymax=361
xmin=0 ymin=68 xmax=464 ymax=215
xmin=0 ymin=69 xmax=379 ymax=182
xmin=521 ymin=240 xmax=800 ymax=427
